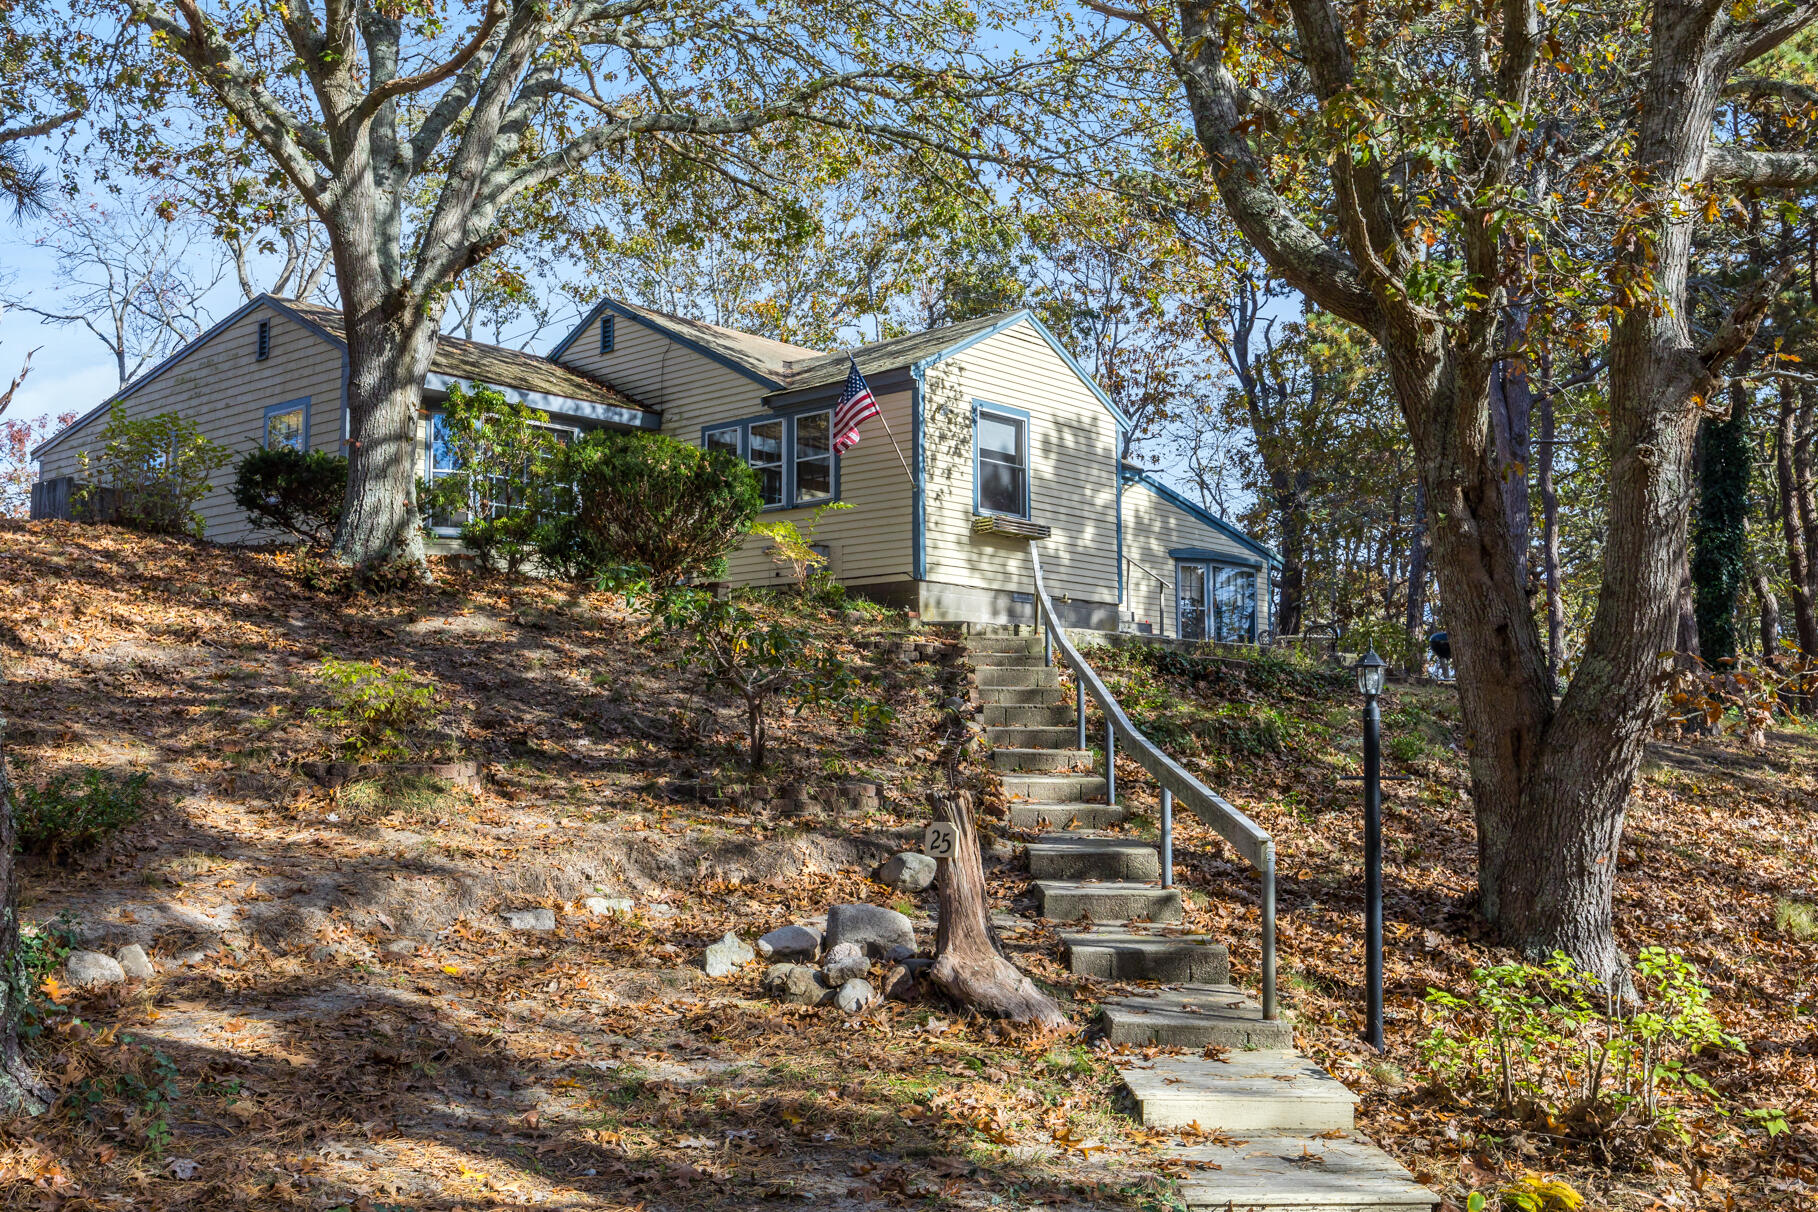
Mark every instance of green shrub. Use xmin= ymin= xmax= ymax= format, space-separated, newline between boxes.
xmin=1775 ymin=898 xmax=1817 ymax=941
xmin=633 ymin=581 xmax=883 ymax=768
xmin=77 ymin=406 xmax=233 ymax=536
xmin=1387 ymin=733 xmax=1430 ymax=764
xmin=15 ymin=768 xmax=150 ymax=862
xmin=1421 ymin=947 xmax=1749 ymax=1139
xmin=310 ymin=659 xmax=440 ymax=758
xmin=558 ymin=431 xmax=762 ymax=587
xmin=232 ymin=445 xmax=347 ymax=543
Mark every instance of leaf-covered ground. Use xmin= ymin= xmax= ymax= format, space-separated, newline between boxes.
xmin=1 ymin=521 xmax=1814 ymax=1211
xmin=0 ymin=522 xmax=1186 ymax=1211
xmin=1081 ymin=642 xmax=1818 ymax=1211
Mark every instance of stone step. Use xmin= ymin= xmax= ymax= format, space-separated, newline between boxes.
xmin=1034 ymin=880 xmax=1182 ymax=924
xmin=1000 ymin=773 xmax=1107 ymax=802
xmin=977 ymin=666 xmax=1063 ymax=689
xmin=986 ymin=725 xmax=1083 ymax=749
xmin=970 ymin=651 xmax=1047 ymax=668
xmin=1027 ymin=835 xmax=1159 ymax=881
xmin=1170 ymin=1134 xmax=1436 ymax=1210
xmin=1061 ymin=931 xmax=1229 ymax=983
xmin=990 ymin=747 xmax=1093 ymax=773
xmin=1006 ymin=803 xmax=1126 ymax=829
xmin=960 ymin=624 xmax=1038 ymax=640
xmin=978 ymin=686 xmax=1070 ymax=707
xmin=1117 ymin=1052 xmax=1355 ymax=1132
xmin=982 ymin=703 xmax=1077 ymax=727
xmin=1099 ymin=985 xmax=1294 ymax=1050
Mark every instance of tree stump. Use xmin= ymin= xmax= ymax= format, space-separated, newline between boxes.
xmin=927 ymin=790 xmax=1065 ymax=1029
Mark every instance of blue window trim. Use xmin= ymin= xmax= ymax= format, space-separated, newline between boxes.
xmin=262 ymin=396 xmax=310 ymax=450
xmin=700 ymin=405 xmax=840 ymax=512
xmin=600 ymin=314 xmax=615 ymax=353
xmin=971 ymin=399 xmax=1032 ymax=521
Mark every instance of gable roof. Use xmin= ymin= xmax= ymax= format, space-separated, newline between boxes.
xmin=33 ymin=294 xmax=658 ymax=460
xmin=275 ymin=298 xmax=653 ymax=416
xmin=552 ymin=298 xmax=823 ymax=389
xmin=553 ymin=300 xmax=1132 ymax=430
xmin=1122 ymin=467 xmax=1281 ymax=567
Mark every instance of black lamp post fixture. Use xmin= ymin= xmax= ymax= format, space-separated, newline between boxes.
xmin=1356 ymin=647 xmax=1388 ymax=1053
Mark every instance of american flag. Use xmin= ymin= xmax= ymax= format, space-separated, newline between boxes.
xmin=832 ymin=358 xmax=879 ymax=453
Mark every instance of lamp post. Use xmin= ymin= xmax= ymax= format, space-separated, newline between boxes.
xmin=1356 ymin=647 xmax=1388 ymax=1053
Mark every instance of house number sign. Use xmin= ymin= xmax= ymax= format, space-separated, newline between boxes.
xmin=923 ymin=822 xmax=958 ymax=859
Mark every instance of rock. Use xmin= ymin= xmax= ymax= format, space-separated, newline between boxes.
xmin=881 ymin=964 xmax=919 ymax=1002
xmin=584 ymin=896 xmax=633 ymax=916
xmin=762 ymin=963 xmax=829 ymax=1006
xmin=823 ymin=903 xmax=916 ymax=958
xmin=703 ymin=932 xmax=755 ymax=977
xmin=822 ymin=941 xmax=870 ymax=984
xmin=875 ymin=852 xmax=937 ymax=893
xmin=66 ymin=950 xmax=125 ymax=987
xmin=382 ymin=939 xmax=420 ymax=956
xmin=503 ymin=909 xmax=556 ymax=931
xmin=755 ymin=924 xmax=821 ymax=962
xmin=834 ymin=978 xmax=878 ymax=1015
xmin=174 ymin=948 xmax=211 ymax=967
xmin=882 ymin=943 xmax=917 ymax=964
xmin=115 ymin=944 xmax=154 ymax=980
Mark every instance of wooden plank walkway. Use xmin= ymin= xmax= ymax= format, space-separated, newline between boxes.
xmin=967 ymin=630 xmax=1436 ymax=1212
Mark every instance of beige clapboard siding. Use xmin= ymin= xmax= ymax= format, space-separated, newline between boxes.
xmin=920 ymin=322 xmax=1120 ymax=604
xmin=35 ymin=304 xmax=344 ymax=545
xmin=1121 ymin=479 xmax=1273 ymax=635
xmin=557 ymin=315 xmax=913 ymax=587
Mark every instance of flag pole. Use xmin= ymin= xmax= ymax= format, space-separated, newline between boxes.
xmin=848 ymin=353 xmax=915 ymax=489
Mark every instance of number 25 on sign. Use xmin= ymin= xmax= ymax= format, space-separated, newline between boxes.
xmin=924 ymin=822 xmax=958 ymax=859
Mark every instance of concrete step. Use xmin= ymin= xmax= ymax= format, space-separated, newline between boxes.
xmin=1034 ymin=880 xmax=1182 ymax=924
xmin=982 ymin=703 xmax=1077 ymax=727
xmin=1118 ymin=1052 xmax=1356 ymax=1132
xmin=969 ymin=651 xmax=1047 ymax=668
xmin=1000 ymin=773 xmax=1107 ymax=802
xmin=1027 ymin=835 xmax=1159 ymax=881
xmin=1100 ymin=985 xmax=1294 ymax=1050
xmin=986 ymin=725 xmax=1084 ymax=749
xmin=1006 ymin=802 xmax=1126 ymax=829
xmin=1170 ymin=1134 xmax=1436 ymax=1210
xmin=977 ymin=666 xmax=1063 ymax=690
xmin=1062 ymin=930 xmax=1229 ymax=983
xmin=990 ymin=747 xmax=1093 ymax=773
xmin=960 ymin=625 xmax=1038 ymax=641
xmin=978 ymin=685 xmax=1069 ymax=706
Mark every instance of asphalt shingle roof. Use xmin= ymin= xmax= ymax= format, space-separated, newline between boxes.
xmin=277 ymin=297 xmax=655 ymax=416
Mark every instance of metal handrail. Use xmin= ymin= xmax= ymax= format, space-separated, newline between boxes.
xmin=1123 ymin=553 xmax=1172 ymax=638
xmin=1029 ymin=547 xmax=1278 ymax=1020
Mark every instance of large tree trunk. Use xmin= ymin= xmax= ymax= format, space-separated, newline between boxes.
xmin=1538 ymin=371 xmax=1565 ymax=684
xmin=926 ymin=791 xmax=1064 ymax=1028
xmin=1403 ymin=479 xmax=1429 ymax=676
xmin=1274 ymin=502 xmax=1308 ymax=638
xmin=0 ymin=710 xmax=49 ymax=1113
xmin=329 ymin=288 xmax=440 ymax=569
xmin=1779 ymin=380 xmax=1818 ymax=661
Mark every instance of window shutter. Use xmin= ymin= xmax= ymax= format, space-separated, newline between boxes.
xmin=600 ymin=315 xmax=615 ymax=353
xmin=256 ymin=319 xmax=271 ymax=361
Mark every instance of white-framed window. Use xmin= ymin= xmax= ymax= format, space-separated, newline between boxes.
xmin=263 ymin=398 xmax=309 ymax=451
xmin=748 ymin=418 xmax=786 ymax=507
xmin=1176 ymin=561 xmax=1258 ymax=643
xmin=974 ymin=404 xmax=1029 ymax=518
xmin=702 ymin=409 xmax=838 ymax=510
xmin=425 ymin=411 xmax=578 ymax=531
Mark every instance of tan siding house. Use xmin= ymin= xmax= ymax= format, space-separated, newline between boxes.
xmin=35 ymin=293 xmax=1278 ymax=636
